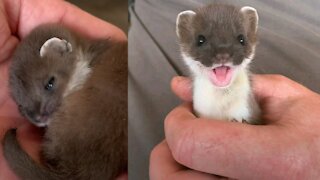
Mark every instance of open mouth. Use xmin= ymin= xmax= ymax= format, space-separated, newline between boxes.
xmin=209 ymin=65 xmax=234 ymax=87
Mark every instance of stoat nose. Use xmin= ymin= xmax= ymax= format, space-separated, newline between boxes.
xmin=216 ymin=53 xmax=231 ymax=64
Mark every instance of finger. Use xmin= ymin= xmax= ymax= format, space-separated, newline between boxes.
xmin=150 ymin=141 xmax=186 ymax=179
xmin=0 ymin=121 xmax=44 ymax=163
xmin=0 ymin=120 xmax=43 ymax=180
xmin=16 ymin=123 xmax=44 ymax=163
xmin=0 ymin=154 xmax=19 ymax=180
xmin=0 ymin=117 xmax=25 ymax=138
xmin=4 ymin=0 xmax=126 ymax=41
xmin=0 ymin=93 xmax=21 ymax=119
xmin=170 ymin=171 xmax=226 ymax=180
xmin=0 ymin=1 xmax=19 ymax=63
xmin=252 ymin=74 xmax=311 ymax=102
xmin=165 ymin=103 xmax=292 ymax=179
xmin=150 ymin=141 xmax=217 ymax=180
xmin=116 ymin=173 xmax=128 ymax=180
xmin=171 ymin=76 xmax=193 ymax=102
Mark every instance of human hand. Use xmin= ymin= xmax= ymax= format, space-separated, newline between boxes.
xmin=150 ymin=75 xmax=320 ymax=179
xmin=150 ymin=140 xmax=227 ymax=180
xmin=0 ymin=0 xmax=126 ymax=179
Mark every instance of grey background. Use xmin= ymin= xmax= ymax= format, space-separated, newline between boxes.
xmin=129 ymin=0 xmax=320 ymax=179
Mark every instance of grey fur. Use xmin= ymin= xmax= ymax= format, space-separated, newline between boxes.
xmin=177 ymin=3 xmax=258 ymax=66
xmin=3 ymin=24 xmax=127 ymax=179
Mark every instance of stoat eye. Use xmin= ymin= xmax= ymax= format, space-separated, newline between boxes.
xmin=45 ymin=77 xmax=55 ymax=91
xmin=197 ymin=35 xmax=206 ymax=47
xmin=237 ymin=34 xmax=245 ymax=46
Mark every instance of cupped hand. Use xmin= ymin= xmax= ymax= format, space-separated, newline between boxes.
xmin=0 ymin=0 xmax=126 ymax=179
xmin=150 ymin=75 xmax=320 ymax=179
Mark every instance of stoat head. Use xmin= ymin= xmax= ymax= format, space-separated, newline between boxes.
xmin=176 ymin=4 xmax=259 ymax=88
xmin=10 ymin=26 xmax=92 ymax=127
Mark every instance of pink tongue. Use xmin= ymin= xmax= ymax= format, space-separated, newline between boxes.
xmin=214 ymin=66 xmax=229 ymax=81
xmin=210 ymin=66 xmax=233 ymax=87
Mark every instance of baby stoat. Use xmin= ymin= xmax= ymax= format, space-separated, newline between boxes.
xmin=3 ymin=24 xmax=127 ymax=179
xmin=176 ymin=4 xmax=260 ymax=124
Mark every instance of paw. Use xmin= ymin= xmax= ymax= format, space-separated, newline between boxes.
xmin=230 ymin=119 xmax=249 ymax=124
xmin=242 ymin=119 xmax=249 ymax=124
xmin=40 ymin=37 xmax=72 ymax=57
xmin=230 ymin=119 xmax=239 ymax=123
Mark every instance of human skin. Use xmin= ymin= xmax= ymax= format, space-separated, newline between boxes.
xmin=150 ymin=75 xmax=320 ymax=179
xmin=0 ymin=0 xmax=126 ymax=179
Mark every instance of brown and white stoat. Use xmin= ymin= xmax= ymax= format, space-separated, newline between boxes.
xmin=176 ymin=4 xmax=261 ymax=124
xmin=3 ymin=24 xmax=127 ymax=179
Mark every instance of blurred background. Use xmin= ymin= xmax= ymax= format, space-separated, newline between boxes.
xmin=66 ymin=0 xmax=128 ymax=33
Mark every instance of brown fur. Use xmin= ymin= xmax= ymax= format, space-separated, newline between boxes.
xmin=3 ymin=24 xmax=127 ymax=179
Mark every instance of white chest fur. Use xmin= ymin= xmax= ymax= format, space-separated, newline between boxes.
xmin=182 ymin=53 xmax=260 ymax=124
xmin=193 ymin=69 xmax=253 ymax=122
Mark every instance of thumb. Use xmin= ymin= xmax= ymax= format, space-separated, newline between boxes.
xmin=252 ymin=74 xmax=309 ymax=102
xmin=171 ymin=76 xmax=193 ymax=102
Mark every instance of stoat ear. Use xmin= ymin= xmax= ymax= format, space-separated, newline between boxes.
xmin=40 ymin=37 xmax=72 ymax=57
xmin=240 ymin=6 xmax=259 ymax=39
xmin=176 ymin=10 xmax=196 ymax=39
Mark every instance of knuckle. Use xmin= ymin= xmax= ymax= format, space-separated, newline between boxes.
xmin=164 ymin=111 xmax=173 ymax=128
xmin=272 ymin=74 xmax=289 ymax=82
xmin=149 ymin=147 xmax=159 ymax=180
xmin=150 ymin=145 xmax=160 ymax=163
xmin=170 ymin=125 xmax=195 ymax=166
xmin=164 ymin=108 xmax=179 ymax=130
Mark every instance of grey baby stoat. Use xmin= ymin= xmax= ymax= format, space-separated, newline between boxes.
xmin=3 ymin=24 xmax=127 ymax=179
xmin=176 ymin=4 xmax=261 ymax=124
